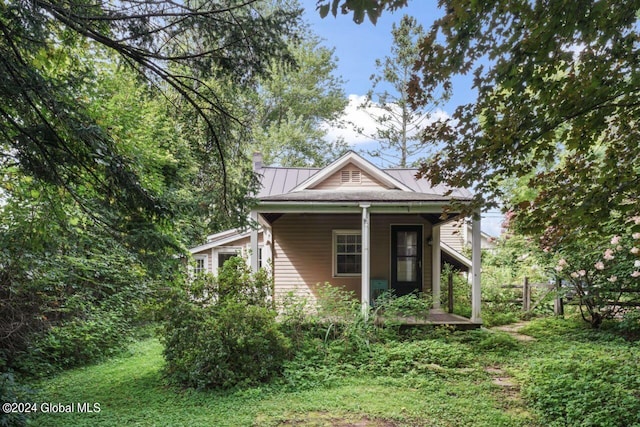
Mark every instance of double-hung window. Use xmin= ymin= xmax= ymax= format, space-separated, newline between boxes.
xmin=333 ymin=230 xmax=362 ymax=276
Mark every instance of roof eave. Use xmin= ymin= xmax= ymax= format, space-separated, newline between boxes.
xmin=254 ymin=199 xmax=471 ymax=214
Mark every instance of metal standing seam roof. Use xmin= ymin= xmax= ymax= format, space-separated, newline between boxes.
xmin=256 ymin=167 xmax=320 ymax=198
xmin=256 ymin=166 xmax=472 ymax=201
xmin=384 ymin=169 xmax=472 ymax=199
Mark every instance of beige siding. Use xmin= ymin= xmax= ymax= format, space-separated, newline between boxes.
xmin=311 ymin=165 xmax=391 ymax=190
xmin=272 ymin=214 xmax=435 ymax=302
xmin=440 ymin=220 xmax=466 ymax=253
xmin=272 ymin=214 xmax=360 ymax=302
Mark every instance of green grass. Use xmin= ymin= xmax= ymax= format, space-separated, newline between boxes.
xmin=27 ymin=317 xmax=640 ymax=427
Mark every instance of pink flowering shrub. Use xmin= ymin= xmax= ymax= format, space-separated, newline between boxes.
xmin=551 ymin=216 xmax=640 ymax=327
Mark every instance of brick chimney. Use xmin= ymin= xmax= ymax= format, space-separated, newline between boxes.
xmin=252 ymin=152 xmax=263 ymax=171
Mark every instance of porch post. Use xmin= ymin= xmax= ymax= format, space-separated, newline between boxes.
xmin=431 ymin=224 xmax=441 ymax=309
xmin=263 ymin=225 xmax=273 ymax=274
xmin=361 ymin=204 xmax=371 ymax=313
xmin=471 ymin=211 xmax=482 ymax=323
xmin=250 ymin=210 xmax=260 ymax=273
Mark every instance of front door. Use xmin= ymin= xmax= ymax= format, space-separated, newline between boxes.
xmin=391 ymin=225 xmax=423 ymax=296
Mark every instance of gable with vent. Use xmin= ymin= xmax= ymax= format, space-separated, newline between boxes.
xmin=288 ymin=151 xmax=414 ymax=193
xmin=310 ymin=164 xmax=392 ymax=190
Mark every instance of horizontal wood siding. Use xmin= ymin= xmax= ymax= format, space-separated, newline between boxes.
xmin=311 ymin=165 xmax=391 ymax=190
xmin=440 ymin=221 xmax=465 ymax=253
xmin=273 ymin=214 xmax=361 ymax=302
xmin=272 ymin=213 xmax=435 ymax=302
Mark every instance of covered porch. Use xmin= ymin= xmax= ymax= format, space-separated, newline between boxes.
xmin=249 ymin=201 xmax=482 ymax=326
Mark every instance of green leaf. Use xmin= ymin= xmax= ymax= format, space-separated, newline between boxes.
xmin=318 ymin=4 xmax=330 ymax=18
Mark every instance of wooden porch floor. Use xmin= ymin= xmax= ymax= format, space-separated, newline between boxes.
xmin=376 ymin=309 xmax=481 ymax=330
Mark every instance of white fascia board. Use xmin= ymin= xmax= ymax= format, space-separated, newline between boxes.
xmin=189 ymin=229 xmax=262 ymax=253
xmin=255 ymin=201 xmax=454 ymax=214
xmin=205 ymin=228 xmax=242 ymax=242
xmin=441 ymin=241 xmax=472 ymax=268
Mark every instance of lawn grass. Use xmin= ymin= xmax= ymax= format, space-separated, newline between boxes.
xmin=28 ymin=317 xmax=640 ymax=427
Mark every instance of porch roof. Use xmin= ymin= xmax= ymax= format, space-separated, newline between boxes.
xmin=259 ymin=189 xmax=472 ymax=203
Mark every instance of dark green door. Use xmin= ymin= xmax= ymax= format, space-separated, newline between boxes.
xmin=391 ymin=225 xmax=422 ymax=296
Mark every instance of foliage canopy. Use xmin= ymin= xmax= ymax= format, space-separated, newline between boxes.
xmin=321 ymin=0 xmax=640 ymax=240
xmin=0 ymin=0 xmax=297 ymax=230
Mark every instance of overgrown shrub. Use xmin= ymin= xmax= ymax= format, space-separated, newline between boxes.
xmin=375 ymin=290 xmax=432 ymax=321
xmin=22 ymin=307 xmax=132 ymax=374
xmin=441 ymin=263 xmax=472 ymax=317
xmin=278 ymin=292 xmax=316 ymax=352
xmin=617 ymin=309 xmax=640 ymax=340
xmin=0 ymin=220 xmax=149 ymax=377
xmin=522 ymin=349 xmax=640 ymax=427
xmin=475 ymin=331 xmax=520 ymax=355
xmin=161 ymin=258 xmax=290 ymax=389
xmin=314 ymin=283 xmax=375 ymax=357
xmin=372 ymin=340 xmax=473 ymax=375
xmin=0 ymin=372 xmax=29 ymax=427
xmin=164 ymin=301 xmax=290 ymax=389
xmin=279 ymin=284 xmax=479 ymax=388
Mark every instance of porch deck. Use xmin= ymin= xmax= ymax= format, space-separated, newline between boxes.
xmin=377 ymin=309 xmax=481 ymax=330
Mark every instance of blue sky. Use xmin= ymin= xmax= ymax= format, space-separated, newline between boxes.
xmin=303 ymin=2 xmax=473 ymax=109
xmin=302 ymin=3 xmax=503 ymax=236
xmin=302 ymin=2 xmax=478 ymax=155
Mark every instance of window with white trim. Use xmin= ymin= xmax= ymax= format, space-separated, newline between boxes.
xmin=217 ymin=252 xmax=239 ymax=269
xmin=333 ymin=230 xmax=362 ymax=276
xmin=194 ymin=255 xmax=208 ymax=275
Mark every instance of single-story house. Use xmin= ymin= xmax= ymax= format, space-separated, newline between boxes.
xmin=190 ymin=151 xmax=484 ymax=324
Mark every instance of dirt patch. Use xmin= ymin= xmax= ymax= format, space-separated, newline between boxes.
xmin=276 ymin=412 xmax=401 ymax=427
xmin=485 ymin=366 xmax=518 ymax=388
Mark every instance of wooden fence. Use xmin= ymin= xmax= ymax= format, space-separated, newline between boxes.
xmin=498 ymin=277 xmax=561 ymax=314
xmin=445 ymin=274 xmax=563 ymax=315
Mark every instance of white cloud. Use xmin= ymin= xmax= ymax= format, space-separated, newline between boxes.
xmin=323 ymin=94 xmax=450 ymax=147
xmin=322 ymin=94 xmax=378 ymax=145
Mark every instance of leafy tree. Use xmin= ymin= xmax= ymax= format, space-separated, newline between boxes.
xmin=356 ymin=15 xmax=444 ymax=167
xmin=0 ymin=0 xmax=298 ymax=235
xmin=250 ymin=31 xmax=349 ymax=167
xmin=320 ymin=1 xmax=640 ymax=236
xmin=317 ymin=0 xmax=408 ymax=24
xmin=0 ymin=1 xmax=315 ymax=386
xmin=0 ymin=175 xmax=150 ymax=373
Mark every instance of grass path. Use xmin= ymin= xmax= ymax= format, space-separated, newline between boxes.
xmin=27 ymin=317 xmax=640 ymax=426
xmin=30 ymin=334 xmax=536 ymax=427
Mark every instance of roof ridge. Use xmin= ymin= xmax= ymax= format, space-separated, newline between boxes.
xmin=259 ymin=166 xmax=321 ymax=170
xmin=384 ymin=167 xmax=420 ymax=170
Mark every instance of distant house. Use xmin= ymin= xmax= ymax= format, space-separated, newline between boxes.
xmin=190 ymin=151 xmax=485 ymax=324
